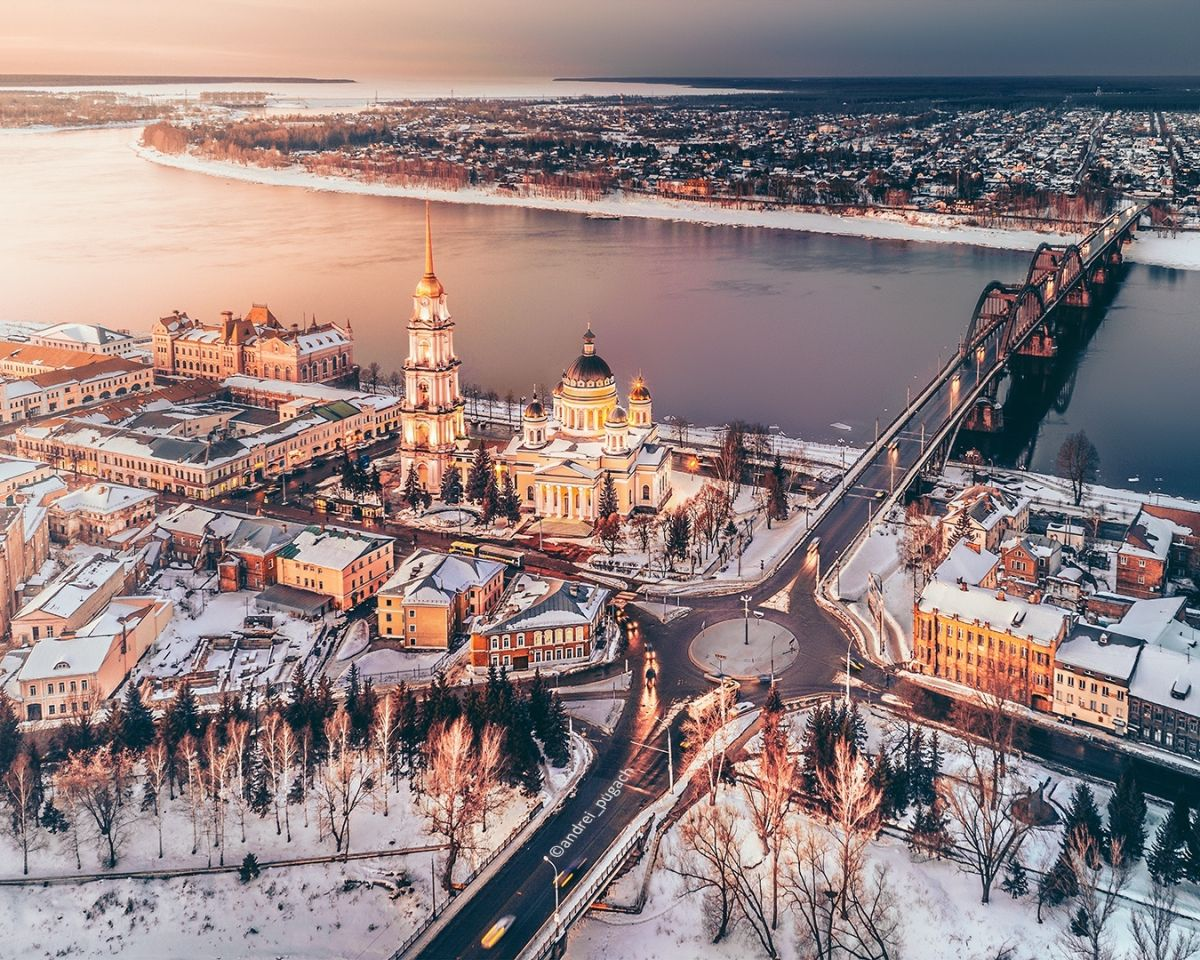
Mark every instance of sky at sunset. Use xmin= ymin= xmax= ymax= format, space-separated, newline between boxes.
xmin=5 ymin=0 xmax=1200 ymax=79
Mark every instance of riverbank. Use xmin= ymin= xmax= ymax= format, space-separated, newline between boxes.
xmin=134 ymin=142 xmax=1200 ymax=268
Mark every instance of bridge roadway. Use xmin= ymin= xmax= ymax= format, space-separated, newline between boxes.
xmin=410 ymin=209 xmax=1149 ymax=959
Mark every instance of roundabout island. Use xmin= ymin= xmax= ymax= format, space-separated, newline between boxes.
xmin=688 ymin=617 xmax=798 ymax=681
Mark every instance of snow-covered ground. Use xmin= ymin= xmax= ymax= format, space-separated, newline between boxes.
xmin=0 ymin=858 xmax=428 ymax=960
xmin=571 ymin=701 xmax=1200 ymax=960
xmin=135 ymin=144 xmax=1200 ymax=270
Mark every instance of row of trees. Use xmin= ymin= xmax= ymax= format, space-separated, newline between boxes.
xmin=671 ymin=689 xmax=1198 ymax=960
xmin=0 ymin=665 xmax=570 ymax=885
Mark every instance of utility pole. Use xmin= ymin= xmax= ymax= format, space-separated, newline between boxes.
xmin=741 ymin=594 xmax=752 ymax=645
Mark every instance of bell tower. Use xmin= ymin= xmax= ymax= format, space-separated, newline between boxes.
xmin=398 ymin=204 xmax=466 ymax=492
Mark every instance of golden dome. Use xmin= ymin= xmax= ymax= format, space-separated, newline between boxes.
xmin=414 ymin=202 xmax=444 ymax=299
xmin=629 ymin=375 xmax=651 ymax=402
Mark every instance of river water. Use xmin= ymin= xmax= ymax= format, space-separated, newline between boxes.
xmin=0 ymin=125 xmax=1195 ymax=498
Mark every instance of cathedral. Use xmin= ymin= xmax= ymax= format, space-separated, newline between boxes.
xmin=499 ymin=328 xmax=672 ymax=522
xmin=397 ymin=208 xmax=671 ymax=523
xmin=396 ymin=207 xmax=467 ymax=492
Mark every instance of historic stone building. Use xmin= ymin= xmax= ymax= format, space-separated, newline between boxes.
xmin=498 ymin=327 xmax=671 ymax=522
xmin=152 ymin=304 xmax=353 ymax=385
xmin=398 ymin=209 xmax=467 ymax=492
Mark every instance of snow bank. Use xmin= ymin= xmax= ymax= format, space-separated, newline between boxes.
xmin=134 ymin=144 xmax=1200 ymax=270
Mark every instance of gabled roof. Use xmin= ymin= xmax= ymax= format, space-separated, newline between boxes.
xmin=918 ymin=579 xmax=1068 ymax=647
xmin=380 ymin=549 xmax=505 ymax=605
xmin=278 ymin=525 xmax=393 ymax=569
xmin=1055 ymin=623 xmax=1142 ymax=682
xmin=478 ymin=573 xmax=608 ymax=634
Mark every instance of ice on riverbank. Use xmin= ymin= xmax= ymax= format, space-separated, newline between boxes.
xmin=134 ymin=144 xmax=1200 ymax=270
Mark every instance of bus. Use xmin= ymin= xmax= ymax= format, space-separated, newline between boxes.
xmin=477 ymin=544 xmax=525 ymax=569
xmin=449 ymin=540 xmax=480 ymax=557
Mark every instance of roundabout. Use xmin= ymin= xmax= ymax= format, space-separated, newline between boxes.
xmin=688 ymin=616 xmax=798 ymax=680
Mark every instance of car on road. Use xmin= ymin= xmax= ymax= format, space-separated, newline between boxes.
xmin=558 ymin=856 xmax=590 ymax=888
xmin=481 ymin=914 xmax=516 ymax=950
xmin=733 ymin=701 xmax=755 ymax=715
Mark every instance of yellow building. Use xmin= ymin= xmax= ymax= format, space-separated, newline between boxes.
xmin=13 ymin=595 xmax=173 ymax=723
xmin=10 ymin=554 xmax=135 ymax=648
xmin=275 ymin=525 xmax=395 ymax=612
xmin=499 ymin=328 xmax=671 ymax=522
xmin=913 ymin=579 xmax=1069 ymax=711
xmin=377 ymin=549 xmax=506 ymax=649
xmin=1052 ymin=623 xmax=1140 ymax=733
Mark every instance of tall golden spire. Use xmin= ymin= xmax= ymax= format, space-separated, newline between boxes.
xmin=414 ymin=201 xmax=444 ymax=299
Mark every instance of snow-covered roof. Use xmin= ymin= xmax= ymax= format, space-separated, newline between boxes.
xmin=51 ymin=483 xmax=156 ymax=516
xmin=917 ymin=580 xmax=1068 ymax=647
xmin=13 ymin=554 xmax=128 ymax=622
xmin=1055 ymin=624 xmax=1142 ymax=682
xmin=380 ymin=549 xmax=505 ymax=605
xmin=278 ymin=525 xmax=393 ymax=570
xmin=38 ymin=322 xmax=134 ymax=346
xmin=17 ymin=632 xmax=116 ymax=680
xmin=1130 ymin=644 xmax=1200 ymax=715
xmin=1114 ymin=597 xmax=1188 ymax=644
xmin=0 ymin=456 xmax=47 ymax=486
xmin=1121 ymin=508 xmax=1176 ymax=562
xmin=478 ymin=573 xmax=609 ymax=634
xmin=934 ymin=540 xmax=999 ymax=587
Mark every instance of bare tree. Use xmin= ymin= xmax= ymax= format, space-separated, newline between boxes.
xmin=55 ymin=746 xmax=135 ymax=869
xmin=938 ymin=746 xmax=1030 ymax=905
xmin=682 ymin=686 xmax=737 ymax=804
xmin=898 ymin=503 xmax=943 ymax=593
xmin=3 ymin=750 xmax=43 ymax=875
xmin=143 ymin=739 xmax=170 ymax=859
xmin=473 ymin=723 xmax=506 ymax=835
xmin=1056 ymin=431 xmax=1100 ymax=506
xmin=742 ymin=701 xmax=798 ymax=928
xmin=1129 ymin=876 xmax=1200 ymax=960
xmin=178 ymin=732 xmax=204 ymax=855
xmin=1060 ymin=833 xmax=1130 ymax=960
xmin=815 ymin=738 xmax=883 ymax=920
xmin=202 ymin=724 xmax=231 ymax=867
xmin=417 ymin=716 xmax=499 ymax=892
xmin=372 ymin=691 xmax=399 ymax=817
xmin=668 ymin=801 xmax=741 ymax=943
xmin=224 ymin=718 xmax=251 ymax=844
xmin=316 ymin=707 xmax=376 ymax=858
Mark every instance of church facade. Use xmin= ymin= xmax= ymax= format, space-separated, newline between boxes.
xmin=397 ymin=209 xmax=467 ymax=493
xmin=498 ymin=328 xmax=672 ymax=521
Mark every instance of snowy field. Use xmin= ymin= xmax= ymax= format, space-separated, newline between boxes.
xmin=135 ymin=144 xmax=1200 ymax=270
xmin=570 ymin=702 xmax=1200 ymax=960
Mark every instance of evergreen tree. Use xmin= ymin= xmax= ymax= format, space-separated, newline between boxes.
xmin=1106 ymin=766 xmax=1148 ymax=864
xmin=1148 ymin=801 xmax=1188 ymax=886
xmin=1038 ymin=854 xmax=1078 ymax=916
xmin=1000 ymin=857 xmax=1029 ymax=899
xmin=163 ymin=683 xmax=199 ymax=750
xmin=0 ymin=692 xmax=22 ymax=776
xmin=285 ymin=665 xmax=310 ymax=732
xmin=541 ymin=696 xmax=571 ymax=768
xmin=598 ymin=472 xmax=619 ymax=519
xmin=344 ymin=663 xmax=361 ymax=731
xmin=925 ymin=731 xmax=943 ymax=796
xmin=908 ymin=800 xmax=951 ymax=860
xmin=403 ymin=464 xmax=425 ymax=512
xmin=500 ymin=472 xmax=521 ymax=523
xmin=1060 ymin=783 xmax=1106 ymax=864
xmin=118 ymin=684 xmax=156 ymax=753
xmin=479 ymin=472 xmax=500 ymax=525
xmin=528 ymin=672 xmax=552 ymax=735
xmin=905 ymin=727 xmax=928 ymax=807
xmin=439 ymin=465 xmax=464 ymax=505
xmin=766 ymin=454 xmax=789 ymax=523
xmin=466 ymin=445 xmax=495 ymax=504
xmin=504 ymin=699 xmax=544 ymax=794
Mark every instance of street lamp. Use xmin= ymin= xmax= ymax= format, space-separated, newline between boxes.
xmin=543 ymin=855 xmax=562 ymax=926
xmin=741 ymin=594 xmax=753 ymax=646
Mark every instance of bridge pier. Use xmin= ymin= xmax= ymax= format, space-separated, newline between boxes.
xmin=962 ymin=396 xmax=1003 ymax=432
xmin=1016 ymin=329 xmax=1056 ymax=359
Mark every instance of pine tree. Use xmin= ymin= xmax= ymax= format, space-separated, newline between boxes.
xmin=0 ymin=692 xmax=22 ymax=776
xmin=528 ymin=672 xmax=551 ymax=735
xmin=164 ymin=683 xmax=199 ymax=750
xmin=285 ymin=665 xmax=310 ymax=732
xmin=1148 ymin=802 xmax=1187 ymax=886
xmin=119 ymin=684 xmax=156 ymax=753
xmin=1106 ymin=766 xmax=1148 ymax=864
xmin=439 ymin=465 xmax=464 ymax=505
xmin=598 ymin=472 xmax=619 ymax=519
xmin=480 ymin=473 xmax=500 ymax=525
xmin=767 ymin=454 xmax=789 ymax=522
xmin=541 ymin=696 xmax=570 ymax=768
xmin=403 ymin=464 xmax=424 ymax=512
xmin=466 ymin=445 xmax=495 ymax=504
xmin=500 ymin=472 xmax=521 ymax=523
xmin=504 ymin=699 xmax=544 ymax=794
xmin=1000 ymin=856 xmax=1029 ymax=898
xmin=908 ymin=800 xmax=951 ymax=859
xmin=1060 ymin=783 xmax=1106 ymax=863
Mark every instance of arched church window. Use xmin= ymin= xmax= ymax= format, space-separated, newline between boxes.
xmin=642 ymin=484 xmax=650 ymax=501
